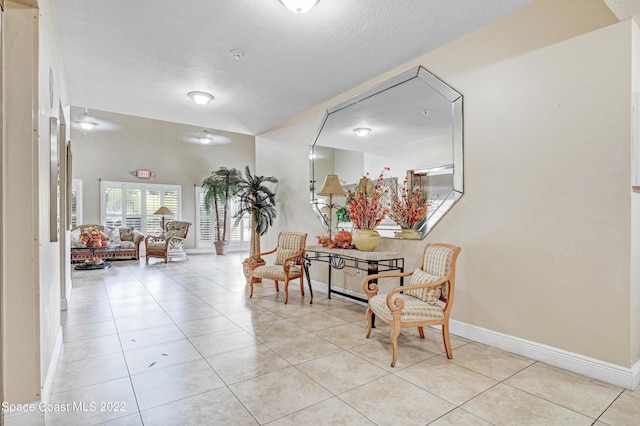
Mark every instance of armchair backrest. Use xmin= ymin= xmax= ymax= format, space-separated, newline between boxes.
xmin=274 ymin=232 xmax=307 ymax=265
xmin=420 ymin=243 xmax=461 ymax=300
xmin=165 ymin=221 xmax=191 ymax=239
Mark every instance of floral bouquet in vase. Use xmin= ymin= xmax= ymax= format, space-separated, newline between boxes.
xmin=346 ymin=169 xmax=390 ymax=251
xmin=80 ymin=226 xmax=109 ymax=247
xmin=389 ymin=176 xmax=428 ymax=239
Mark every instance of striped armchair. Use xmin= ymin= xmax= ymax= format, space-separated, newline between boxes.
xmin=246 ymin=232 xmax=307 ymax=304
xmin=362 ymin=243 xmax=462 ymax=367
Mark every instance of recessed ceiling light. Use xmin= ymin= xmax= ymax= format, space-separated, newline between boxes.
xmin=353 ymin=127 xmax=371 ymax=137
xmin=188 ymin=91 xmax=214 ymax=106
xmin=279 ymin=0 xmax=319 ymax=14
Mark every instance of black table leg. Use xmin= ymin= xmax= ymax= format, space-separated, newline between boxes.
xmin=303 ymin=256 xmax=313 ymax=304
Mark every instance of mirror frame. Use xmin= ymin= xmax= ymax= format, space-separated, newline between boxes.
xmin=309 ymin=66 xmax=463 ymax=238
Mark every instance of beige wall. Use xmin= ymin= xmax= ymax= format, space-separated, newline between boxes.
xmin=69 ymin=109 xmax=256 ymax=249
xmin=2 ymin=0 xmax=68 ymax=411
xmin=2 ymin=0 xmax=41 ymax=405
xmin=38 ymin=0 xmax=68 ymax=399
xmin=257 ymin=0 xmax=639 ymax=368
xmin=631 ymin=18 xmax=640 ymax=367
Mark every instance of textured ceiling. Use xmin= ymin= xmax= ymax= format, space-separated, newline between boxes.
xmin=54 ymin=0 xmax=537 ymax=135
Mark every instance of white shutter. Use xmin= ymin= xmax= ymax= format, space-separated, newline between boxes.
xmin=195 ymin=187 xmax=213 ymax=247
xmin=101 ymin=181 xmax=182 ymax=234
xmin=71 ymin=179 xmax=82 ymax=227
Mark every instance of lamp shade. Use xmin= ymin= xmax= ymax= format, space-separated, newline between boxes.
xmin=317 ymin=174 xmax=345 ymax=197
xmin=355 ymin=177 xmax=374 ymax=197
xmin=154 ymin=206 xmax=174 ymax=216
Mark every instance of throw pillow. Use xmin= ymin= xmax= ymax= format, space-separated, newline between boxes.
xmin=107 ymin=227 xmax=120 ymax=242
xmin=406 ymin=268 xmax=442 ymax=304
xmin=119 ymin=227 xmax=134 ymax=241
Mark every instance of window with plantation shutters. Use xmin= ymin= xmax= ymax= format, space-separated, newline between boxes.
xmin=194 ymin=186 xmax=249 ymax=251
xmin=100 ymin=181 xmax=181 ymax=235
xmin=70 ymin=179 xmax=83 ymax=227
xmin=229 ymin=197 xmax=250 ymax=243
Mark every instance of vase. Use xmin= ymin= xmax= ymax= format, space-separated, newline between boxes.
xmin=353 ymin=229 xmax=382 ymax=252
xmin=214 ymin=240 xmax=229 ymax=255
xmin=394 ymin=228 xmax=421 ymax=240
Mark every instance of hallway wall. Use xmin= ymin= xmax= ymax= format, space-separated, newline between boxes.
xmin=257 ymin=0 xmax=638 ymax=374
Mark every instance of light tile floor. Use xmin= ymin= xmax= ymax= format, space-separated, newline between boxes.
xmin=48 ymin=253 xmax=640 ymax=425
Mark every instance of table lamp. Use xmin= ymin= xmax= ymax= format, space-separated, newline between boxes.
xmin=317 ymin=174 xmax=345 ymax=241
xmin=154 ymin=206 xmax=174 ymax=231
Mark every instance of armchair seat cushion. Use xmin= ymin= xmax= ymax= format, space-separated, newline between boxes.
xmin=146 ymin=241 xmax=168 ymax=250
xmin=118 ymin=241 xmax=136 ymax=250
xmin=369 ymin=294 xmax=444 ymax=323
xmin=253 ymin=265 xmax=302 ymax=280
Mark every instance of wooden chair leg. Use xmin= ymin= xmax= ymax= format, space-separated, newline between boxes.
xmin=442 ymin=321 xmax=453 ymax=359
xmin=284 ymin=279 xmax=289 ymax=304
xmin=274 ymin=280 xmax=279 ymax=292
xmin=365 ymin=306 xmax=373 ymax=338
xmin=299 ymin=278 xmax=305 ymax=297
xmin=418 ymin=326 xmax=425 ymax=338
xmin=390 ymin=325 xmax=400 ymax=367
xmin=249 ymin=278 xmax=254 ymax=299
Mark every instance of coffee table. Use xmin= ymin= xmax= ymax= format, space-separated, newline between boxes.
xmin=71 ymin=245 xmax=120 ymax=270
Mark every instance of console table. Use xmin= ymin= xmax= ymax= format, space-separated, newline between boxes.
xmin=303 ymin=245 xmax=405 ymax=305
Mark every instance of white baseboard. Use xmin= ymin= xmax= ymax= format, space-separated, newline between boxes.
xmin=3 ymin=404 xmax=44 ymax=426
xmin=449 ymin=320 xmax=640 ymax=390
xmin=311 ymin=280 xmax=639 ymax=389
xmin=41 ymin=327 xmax=63 ymax=404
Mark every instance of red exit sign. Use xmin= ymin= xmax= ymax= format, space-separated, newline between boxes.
xmin=136 ymin=169 xmax=151 ymax=179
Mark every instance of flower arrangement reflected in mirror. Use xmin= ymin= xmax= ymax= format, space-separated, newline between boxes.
xmin=389 ymin=176 xmax=429 ymax=239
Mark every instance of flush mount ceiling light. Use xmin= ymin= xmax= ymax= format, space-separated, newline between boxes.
xmin=279 ymin=0 xmax=319 ymax=14
xmin=188 ymin=91 xmax=214 ymax=106
xmin=74 ymin=110 xmax=98 ymax=131
xmin=230 ymin=49 xmax=245 ymax=60
xmin=353 ymin=127 xmax=371 ymax=137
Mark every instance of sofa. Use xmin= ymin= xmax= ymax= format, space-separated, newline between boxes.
xmin=70 ymin=224 xmax=144 ymax=263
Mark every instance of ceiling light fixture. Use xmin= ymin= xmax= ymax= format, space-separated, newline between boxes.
xmin=353 ymin=127 xmax=371 ymax=137
xmin=230 ymin=49 xmax=245 ymax=60
xmin=279 ymin=0 xmax=319 ymax=14
xmin=74 ymin=109 xmax=98 ymax=131
xmin=198 ymin=130 xmax=214 ymax=145
xmin=188 ymin=91 xmax=214 ymax=106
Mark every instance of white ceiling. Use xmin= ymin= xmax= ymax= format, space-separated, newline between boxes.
xmin=55 ymin=0 xmax=541 ymax=136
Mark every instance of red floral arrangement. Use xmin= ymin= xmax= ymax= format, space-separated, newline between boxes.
xmin=388 ymin=176 xmax=428 ymax=229
xmin=347 ymin=169 xmax=390 ymax=230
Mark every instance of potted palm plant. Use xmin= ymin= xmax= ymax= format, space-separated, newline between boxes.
xmin=234 ymin=166 xmax=278 ymax=279
xmin=202 ymin=166 xmax=241 ymax=255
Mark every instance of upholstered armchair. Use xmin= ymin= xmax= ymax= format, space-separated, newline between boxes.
xmin=246 ymin=232 xmax=307 ymax=304
xmin=362 ymin=243 xmax=462 ymax=367
xmin=145 ymin=221 xmax=191 ymax=264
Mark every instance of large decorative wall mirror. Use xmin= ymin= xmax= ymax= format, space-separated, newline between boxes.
xmin=310 ymin=66 xmax=463 ymax=239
